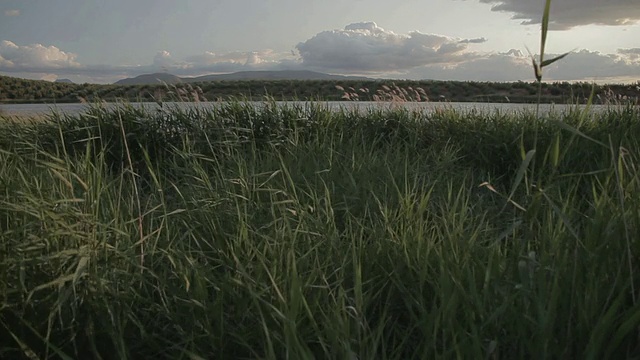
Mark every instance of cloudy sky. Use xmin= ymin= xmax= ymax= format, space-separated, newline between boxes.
xmin=1 ymin=0 xmax=639 ymax=84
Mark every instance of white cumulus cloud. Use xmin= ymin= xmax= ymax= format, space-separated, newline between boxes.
xmin=0 ymin=40 xmax=80 ymax=71
xmin=295 ymin=22 xmax=483 ymax=72
xmin=184 ymin=50 xmax=286 ymax=67
xmin=4 ymin=9 xmax=20 ymax=17
xmin=477 ymin=0 xmax=640 ymax=29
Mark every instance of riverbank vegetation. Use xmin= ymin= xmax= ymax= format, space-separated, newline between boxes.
xmin=1 ymin=73 xmax=639 ymax=105
xmin=1 ymin=100 xmax=639 ymax=358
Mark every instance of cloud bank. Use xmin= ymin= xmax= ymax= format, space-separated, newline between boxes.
xmin=0 ymin=40 xmax=80 ymax=71
xmin=406 ymin=49 xmax=531 ymax=81
xmin=477 ymin=0 xmax=640 ymax=29
xmin=543 ymin=49 xmax=640 ymax=81
xmin=150 ymin=49 xmax=301 ymax=76
xmin=296 ymin=22 xmax=483 ymax=72
xmin=1 ymin=23 xmax=639 ymax=84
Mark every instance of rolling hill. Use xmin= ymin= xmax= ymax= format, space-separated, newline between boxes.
xmin=114 ymin=70 xmax=372 ymax=85
xmin=114 ymin=73 xmax=183 ymax=85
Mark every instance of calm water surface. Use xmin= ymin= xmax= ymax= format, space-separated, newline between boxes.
xmin=0 ymin=101 xmax=617 ymax=117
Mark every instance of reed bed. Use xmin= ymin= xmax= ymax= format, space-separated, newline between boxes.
xmin=1 ymin=100 xmax=639 ymax=359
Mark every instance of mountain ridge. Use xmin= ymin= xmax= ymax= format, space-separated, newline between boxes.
xmin=114 ymin=73 xmax=183 ymax=85
xmin=114 ymin=70 xmax=374 ymax=85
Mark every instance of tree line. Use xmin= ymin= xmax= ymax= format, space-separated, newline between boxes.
xmin=1 ymin=74 xmax=639 ymax=105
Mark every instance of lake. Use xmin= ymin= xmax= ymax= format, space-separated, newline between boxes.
xmin=0 ymin=101 xmax=621 ymax=117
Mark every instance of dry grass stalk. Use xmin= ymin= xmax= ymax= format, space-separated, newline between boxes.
xmin=336 ymin=82 xmax=430 ymax=103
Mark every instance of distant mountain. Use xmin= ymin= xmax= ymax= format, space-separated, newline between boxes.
xmin=113 ymin=70 xmax=373 ymax=85
xmin=183 ymin=70 xmax=373 ymax=82
xmin=114 ymin=72 xmax=183 ymax=85
xmin=55 ymin=78 xmax=74 ymax=83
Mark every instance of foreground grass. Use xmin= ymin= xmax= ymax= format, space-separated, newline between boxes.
xmin=1 ymin=101 xmax=639 ymax=359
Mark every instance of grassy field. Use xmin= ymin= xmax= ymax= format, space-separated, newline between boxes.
xmin=1 ymin=100 xmax=639 ymax=359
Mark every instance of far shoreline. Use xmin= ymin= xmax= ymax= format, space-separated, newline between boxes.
xmin=2 ymin=74 xmax=638 ymax=107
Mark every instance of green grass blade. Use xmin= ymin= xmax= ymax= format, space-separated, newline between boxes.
xmin=540 ymin=52 xmax=570 ymax=68
xmin=551 ymin=133 xmax=561 ymax=169
xmin=549 ymin=120 xmax=608 ymax=148
xmin=540 ymin=191 xmax=580 ymax=242
xmin=540 ymin=0 xmax=553 ymax=63
xmin=605 ymin=304 xmax=640 ymax=358
xmin=508 ymin=149 xmax=536 ymax=202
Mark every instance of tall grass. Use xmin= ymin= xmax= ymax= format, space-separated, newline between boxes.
xmin=1 ymin=100 xmax=639 ymax=359
xmin=1 ymin=2 xmax=639 ymax=358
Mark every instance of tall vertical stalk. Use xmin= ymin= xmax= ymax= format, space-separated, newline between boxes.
xmin=528 ymin=0 xmax=570 ymax=179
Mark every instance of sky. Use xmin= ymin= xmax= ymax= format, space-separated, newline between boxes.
xmin=1 ymin=0 xmax=639 ymax=84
